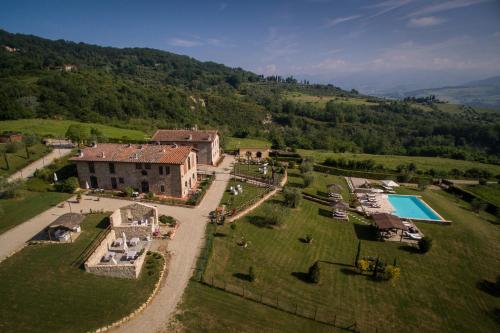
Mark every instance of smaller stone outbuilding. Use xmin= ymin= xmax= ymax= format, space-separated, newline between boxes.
xmin=110 ymin=203 xmax=159 ymax=239
xmin=47 ymin=213 xmax=85 ymax=242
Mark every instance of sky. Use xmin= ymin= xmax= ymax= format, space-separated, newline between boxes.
xmin=1 ymin=0 xmax=500 ymax=93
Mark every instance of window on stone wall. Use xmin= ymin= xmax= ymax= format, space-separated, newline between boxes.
xmin=119 ymin=177 xmax=124 ymax=184
xmin=108 ymin=162 xmax=115 ymax=174
xmin=145 ymin=163 xmax=151 ymax=170
xmin=165 ymin=166 xmax=170 ymax=175
xmin=159 ymin=166 xmax=163 ymax=175
xmin=160 ymin=185 xmax=165 ymax=193
xmin=135 ymin=163 xmax=142 ymax=169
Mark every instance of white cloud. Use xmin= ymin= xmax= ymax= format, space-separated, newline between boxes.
xmin=406 ymin=0 xmax=491 ymax=17
xmin=169 ymin=38 xmax=202 ymax=47
xmin=325 ymin=15 xmax=361 ymax=28
xmin=408 ymin=16 xmax=446 ymax=28
xmin=364 ymin=0 xmax=414 ymax=18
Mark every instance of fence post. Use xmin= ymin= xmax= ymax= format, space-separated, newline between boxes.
xmin=314 ymin=307 xmax=317 ymax=320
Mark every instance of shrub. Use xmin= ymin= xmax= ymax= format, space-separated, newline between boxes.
xmin=230 ymin=223 xmax=237 ymax=231
xmin=55 ymin=177 xmax=79 ymax=193
xmin=418 ymin=236 xmax=433 ymax=253
xmin=0 ymin=178 xmax=22 ymax=199
xmin=300 ymin=161 xmax=313 ymax=174
xmin=305 ymin=234 xmax=313 ymax=243
xmin=145 ymin=192 xmax=155 ymax=200
xmin=288 ymin=161 xmax=296 ymax=169
xmin=248 ymin=266 xmax=256 ymax=282
xmin=418 ymin=178 xmax=430 ymax=191
xmin=478 ymin=178 xmax=488 ymax=185
xmin=385 ymin=265 xmax=401 ymax=286
xmin=283 ymin=187 xmax=302 ymax=208
xmin=5 ymin=142 xmax=20 ymax=154
xmin=471 ymin=198 xmax=486 ymax=213
xmin=123 ymin=186 xmax=134 ymax=197
xmin=303 ymin=172 xmax=315 ymax=188
xmin=159 ymin=215 xmax=175 ymax=225
xmin=357 ymin=259 xmax=370 ymax=273
xmin=263 ymin=204 xmax=287 ymax=227
xmin=308 ymin=261 xmax=320 ymax=283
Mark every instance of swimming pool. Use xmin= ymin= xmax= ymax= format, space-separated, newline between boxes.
xmin=387 ymin=195 xmax=443 ymax=221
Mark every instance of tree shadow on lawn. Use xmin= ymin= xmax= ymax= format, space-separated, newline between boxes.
xmin=398 ymin=244 xmax=420 ymax=254
xmin=477 ymin=279 xmax=500 ymax=297
xmin=248 ymin=216 xmax=274 ymax=229
xmin=316 ymin=190 xmax=329 ymax=198
xmin=233 ymin=272 xmax=252 ymax=282
xmin=287 ymin=181 xmax=303 ymax=188
xmin=352 ymin=223 xmax=378 ymax=241
xmin=213 ymin=232 xmax=227 ymax=237
xmin=340 ymin=267 xmax=359 ymax=276
xmin=291 ymin=271 xmax=312 ymax=283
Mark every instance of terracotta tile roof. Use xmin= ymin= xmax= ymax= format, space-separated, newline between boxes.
xmin=371 ymin=213 xmax=406 ymax=230
xmin=70 ymin=144 xmax=192 ymax=165
xmin=151 ymin=129 xmax=218 ymax=142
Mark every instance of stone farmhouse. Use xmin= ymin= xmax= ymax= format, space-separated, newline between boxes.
xmin=151 ymin=129 xmax=220 ymax=165
xmin=70 ymin=143 xmax=197 ymax=198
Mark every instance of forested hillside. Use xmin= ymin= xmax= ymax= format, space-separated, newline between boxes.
xmin=1 ymin=29 xmax=499 ymax=164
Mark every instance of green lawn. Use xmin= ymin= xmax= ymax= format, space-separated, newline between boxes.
xmin=0 ymin=214 xmax=163 ymax=333
xmin=0 ymin=143 xmax=52 ymax=177
xmin=288 ymin=168 xmax=350 ymax=200
xmin=188 ymin=187 xmax=499 ymax=332
xmin=464 ymin=183 xmax=500 ymax=206
xmin=224 ymin=137 xmax=271 ymax=151
xmin=0 ymin=119 xmax=147 ymax=140
xmin=175 ymin=282 xmax=337 ymax=333
xmin=234 ymin=163 xmax=284 ymax=185
xmin=220 ymin=179 xmax=269 ymax=212
xmin=298 ymin=149 xmax=500 ymax=176
xmin=0 ymin=190 xmax=71 ymax=234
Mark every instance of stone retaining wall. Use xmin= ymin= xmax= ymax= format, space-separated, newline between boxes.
xmin=87 ymin=252 xmax=169 ymax=333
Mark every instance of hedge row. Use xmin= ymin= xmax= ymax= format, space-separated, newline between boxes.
xmin=313 ymin=164 xmax=432 ymax=184
xmin=445 ymin=185 xmax=499 ymax=216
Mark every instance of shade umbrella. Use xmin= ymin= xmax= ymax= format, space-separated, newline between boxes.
xmin=85 ymin=181 xmax=89 ymax=189
xmin=53 ymin=172 xmax=58 ymax=182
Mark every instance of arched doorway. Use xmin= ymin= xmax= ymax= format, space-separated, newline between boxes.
xmin=256 ymin=151 xmax=262 ymax=158
xmin=90 ymin=176 xmax=98 ymax=188
xmin=141 ymin=180 xmax=149 ymax=193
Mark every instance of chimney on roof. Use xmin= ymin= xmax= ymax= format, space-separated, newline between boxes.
xmin=134 ymin=153 xmax=139 ymax=159
xmin=92 ymin=142 xmax=97 ymax=148
xmin=172 ymin=143 xmax=178 ymax=148
xmin=77 ymin=150 xmax=83 ymax=157
xmin=126 ymin=143 xmax=131 ymax=147
xmin=188 ymin=134 xmax=192 ymax=141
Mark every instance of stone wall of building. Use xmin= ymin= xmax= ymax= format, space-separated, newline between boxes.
xmin=159 ymin=134 xmax=220 ymax=165
xmin=75 ymin=158 xmax=194 ymax=197
xmin=85 ymin=229 xmax=116 ymax=265
xmin=85 ymin=252 xmax=147 ymax=279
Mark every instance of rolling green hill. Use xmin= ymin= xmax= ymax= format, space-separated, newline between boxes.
xmin=1 ymin=29 xmax=499 ymax=166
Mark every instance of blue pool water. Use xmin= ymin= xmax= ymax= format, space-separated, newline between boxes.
xmin=387 ymin=195 xmax=443 ymax=221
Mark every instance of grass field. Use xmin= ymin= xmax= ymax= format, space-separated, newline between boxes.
xmin=298 ymin=149 xmax=500 ymax=176
xmin=0 ymin=214 xmax=163 ymax=333
xmin=175 ymin=282 xmax=337 ymax=333
xmin=224 ymin=137 xmax=271 ymax=150
xmin=0 ymin=190 xmax=72 ymax=235
xmin=285 ymin=92 xmax=379 ymax=108
xmin=289 ymin=169 xmax=351 ymax=200
xmin=0 ymin=119 xmax=147 ymax=140
xmin=182 ymin=186 xmax=499 ymax=332
xmin=0 ymin=143 xmax=52 ymax=177
xmin=464 ymin=183 xmax=500 ymax=206
xmin=220 ymin=179 xmax=269 ymax=212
